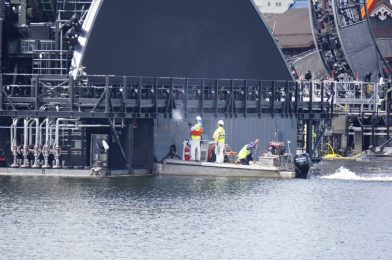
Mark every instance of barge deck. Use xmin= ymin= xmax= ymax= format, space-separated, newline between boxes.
xmin=154 ymin=159 xmax=296 ymax=179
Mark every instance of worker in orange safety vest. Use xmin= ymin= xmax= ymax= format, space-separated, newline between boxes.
xmin=189 ymin=116 xmax=204 ymax=161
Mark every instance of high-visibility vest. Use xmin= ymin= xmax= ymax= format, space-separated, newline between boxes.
xmin=238 ymin=145 xmax=251 ymax=160
xmin=191 ymin=123 xmax=203 ymax=140
xmin=213 ymin=126 xmax=225 ymax=143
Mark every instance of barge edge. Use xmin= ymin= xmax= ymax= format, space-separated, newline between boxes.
xmin=154 ymin=160 xmax=296 ymax=179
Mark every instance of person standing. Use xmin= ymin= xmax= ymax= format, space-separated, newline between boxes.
xmin=190 ymin=116 xmax=203 ymax=161
xmin=213 ymin=120 xmax=225 ymax=163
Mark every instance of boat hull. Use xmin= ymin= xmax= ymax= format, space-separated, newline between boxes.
xmin=154 ymin=159 xmax=295 ymax=179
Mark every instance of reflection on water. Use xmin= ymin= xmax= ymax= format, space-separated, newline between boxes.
xmin=1 ymin=162 xmax=392 ymax=259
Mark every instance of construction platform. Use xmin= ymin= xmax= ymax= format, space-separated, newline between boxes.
xmin=0 ymin=168 xmax=151 ymax=177
xmin=154 ymin=159 xmax=296 ymax=179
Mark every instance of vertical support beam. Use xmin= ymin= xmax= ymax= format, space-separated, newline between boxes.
xmin=201 ymin=79 xmax=204 ymax=115
xmin=284 ymin=81 xmax=289 ymax=117
xmin=387 ymin=94 xmax=390 ymax=140
xmin=154 ymin=78 xmax=158 ymax=117
xmin=309 ymin=81 xmax=313 ymax=117
xmin=215 ymin=80 xmax=218 ymax=117
xmin=127 ymin=121 xmax=134 ymax=172
xmin=354 ymin=130 xmax=363 ymax=154
xmin=34 ymin=75 xmax=39 ymax=110
xmin=230 ymin=79 xmax=234 ymax=117
xmin=330 ymin=84 xmax=335 ymax=117
xmin=105 ymin=75 xmax=110 ymax=113
xmin=69 ymin=76 xmax=74 ymax=111
xmin=137 ymin=77 xmax=142 ymax=115
xmin=244 ymin=80 xmax=247 ymax=118
xmin=0 ymin=74 xmax=3 ymax=111
xmin=371 ymin=112 xmax=375 ymax=146
xmin=271 ymin=81 xmax=275 ymax=117
xmin=295 ymin=81 xmax=298 ymax=116
xmin=258 ymin=81 xmax=262 ymax=118
xmin=184 ymin=78 xmax=188 ymax=118
xmin=169 ymin=78 xmax=174 ymax=116
xmin=18 ymin=0 xmax=27 ymax=26
xmin=306 ymin=119 xmax=313 ymax=159
xmin=55 ymin=21 xmax=59 ymax=51
xmin=0 ymin=16 xmax=3 ymax=73
xmin=108 ymin=118 xmax=128 ymax=171
xmin=387 ymin=86 xmax=391 ymax=140
xmin=320 ymin=81 xmax=324 ymax=115
xmin=122 ymin=76 xmax=127 ymax=113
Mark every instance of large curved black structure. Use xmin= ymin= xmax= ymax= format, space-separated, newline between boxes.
xmin=80 ymin=0 xmax=292 ymax=80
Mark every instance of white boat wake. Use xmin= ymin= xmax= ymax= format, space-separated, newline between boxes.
xmin=321 ymin=166 xmax=392 ymax=182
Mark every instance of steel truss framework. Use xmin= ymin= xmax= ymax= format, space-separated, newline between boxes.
xmin=309 ymin=0 xmax=354 ymax=80
xmin=0 ymin=74 xmax=333 ymax=120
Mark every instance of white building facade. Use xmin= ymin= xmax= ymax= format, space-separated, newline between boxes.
xmin=253 ymin=0 xmax=295 ymax=13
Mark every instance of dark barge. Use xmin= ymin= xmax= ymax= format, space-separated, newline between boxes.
xmin=0 ymin=0 xmax=333 ymax=175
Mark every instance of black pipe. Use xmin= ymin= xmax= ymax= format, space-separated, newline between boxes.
xmin=69 ymin=76 xmax=74 ymax=111
xmin=306 ymin=119 xmax=313 ymax=159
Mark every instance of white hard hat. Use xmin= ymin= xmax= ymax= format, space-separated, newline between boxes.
xmin=196 ymin=116 xmax=202 ymax=121
xmin=218 ymin=120 xmax=224 ymax=126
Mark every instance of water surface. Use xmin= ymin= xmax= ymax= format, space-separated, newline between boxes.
xmin=1 ymin=161 xmax=392 ymax=259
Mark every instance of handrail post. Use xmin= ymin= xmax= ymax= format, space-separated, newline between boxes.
xmin=258 ymin=81 xmax=262 ymax=117
xmin=201 ymin=79 xmax=204 ymax=115
xmin=105 ymin=75 xmax=110 ymax=113
xmin=69 ymin=75 xmax=74 ymax=111
xmin=295 ymin=81 xmax=298 ymax=116
xmin=184 ymin=78 xmax=188 ymax=118
xmin=122 ymin=76 xmax=127 ymax=113
xmin=154 ymin=78 xmax=158 ymax=117
xmin=32 ymin=75 xmax=39 ymax=111
xmin=309 ymin=81 xmax=313 ymax=116
xmin=0 ymin=74 xmax=2 ymax=111
xmin=244 ymin=80 xmax=247 ymax=118
xmin=320 ymin=81 xmax=324 ymax=115
xmin=215 ymin=80 xmax=218 ymax=117
xmin=271 ymin=81 xmax=275 ymax=117
xmin=138 ymin=77 xmax=142 ymax=115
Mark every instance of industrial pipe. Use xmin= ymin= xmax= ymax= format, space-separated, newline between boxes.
xmin=41 ymin=118 xmax=55 ymax=169
xmin=10 ymin=117 xmax=21 ymax=168
xmin=30 ymin=118 xmax=40 ymax=168
xmin=38 ymin=118 xmax=48 ymax=148
xmin=53 ymin=118 xmax=80 ymax=169
xmin=21 ymin=118 xmax=32 ymax=168
xmin=38 ymin=117 xmax=50 ymax=169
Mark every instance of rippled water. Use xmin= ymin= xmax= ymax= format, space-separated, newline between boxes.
xmin=1 ymin=162 xmax=392 ymax=259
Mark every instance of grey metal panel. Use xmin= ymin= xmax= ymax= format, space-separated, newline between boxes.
xmin=82 ymin=0 xmax=292 ymax=80
xmin=154 ymin=113 xmax=297 ymax=161
xmin=293 ymin=51 xmax=328 ymax=80
xmin=377 ymin=39 xmax=392 ymax=58
xmin=338 ymin=22 xmax=380 ymax=82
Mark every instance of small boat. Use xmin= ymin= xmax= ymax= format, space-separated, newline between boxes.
xmin=154 ymin=141 xmax=311 ymax=179
xmin=357 ymin=149 xmax=392 ymax=162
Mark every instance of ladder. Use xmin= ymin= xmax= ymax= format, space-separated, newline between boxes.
xmin=32 ymin=0 xmax=93 ymax=75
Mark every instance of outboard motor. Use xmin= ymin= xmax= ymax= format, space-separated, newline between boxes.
xmin=294 ymin=153 xmax=311 ymax=179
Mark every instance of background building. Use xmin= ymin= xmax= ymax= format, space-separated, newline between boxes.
xmin=253 ymin=0 xmax=294 ymax=13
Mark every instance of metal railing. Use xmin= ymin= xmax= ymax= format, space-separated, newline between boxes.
xmin=0 ymin=74 xmax=333 ymax=119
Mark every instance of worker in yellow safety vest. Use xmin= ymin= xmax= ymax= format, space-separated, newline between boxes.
xmin=236 ymin=139 xmax=259 ymax=165
xmin=213 ymin=120 xmax=225 ymax=163
xmin=190 ymin=116 xmax=204 ymax=161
